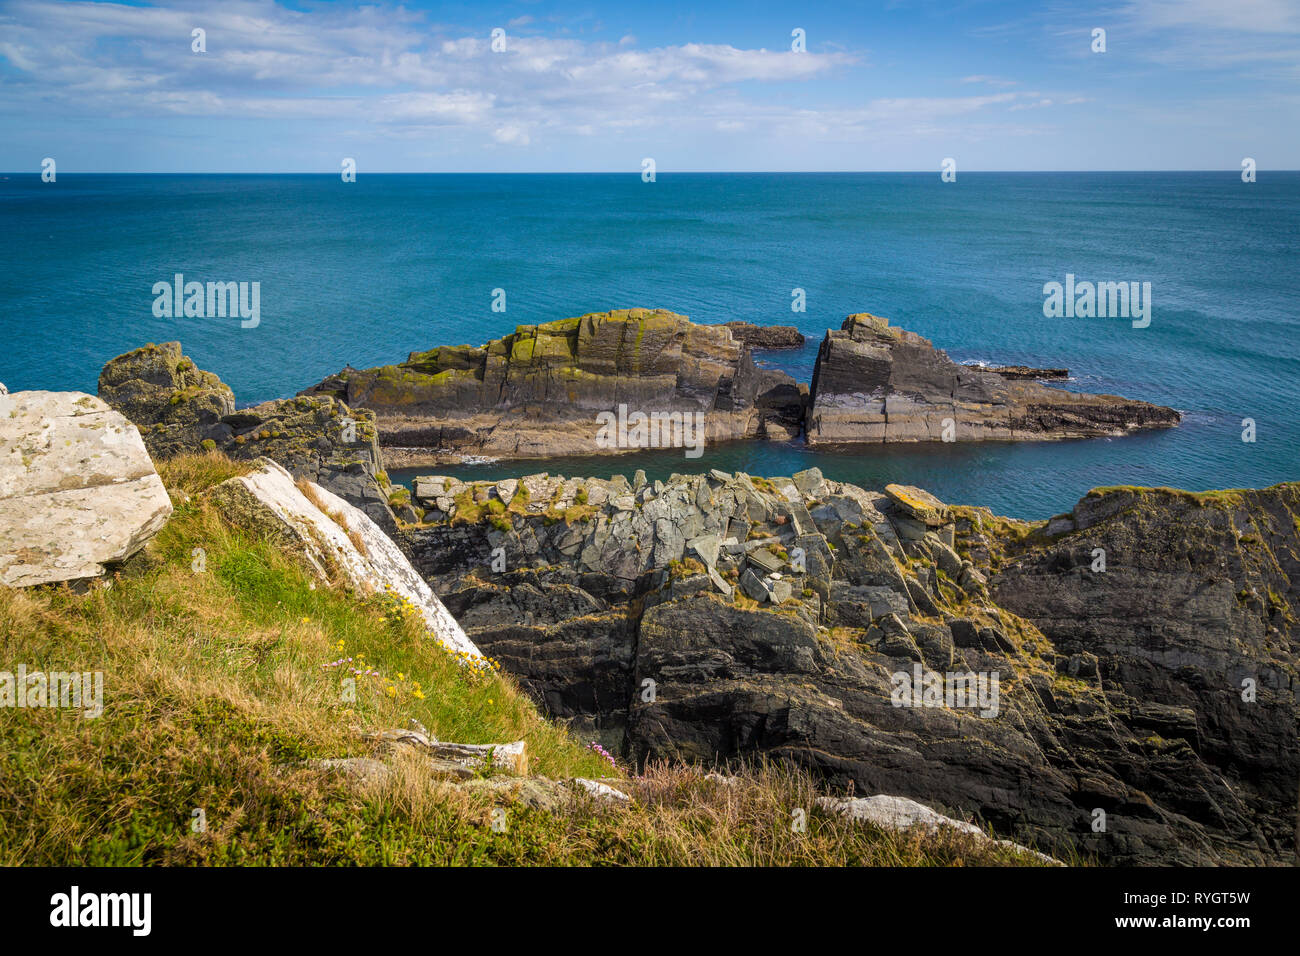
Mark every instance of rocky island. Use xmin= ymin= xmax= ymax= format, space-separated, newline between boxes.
xmin=300 ymin=309 xmax=1178 ymax=462
xmin=301 ymin=309 xmax=806 ymax=464
xmin=807 ymin=313 xmax=1180 ymax=443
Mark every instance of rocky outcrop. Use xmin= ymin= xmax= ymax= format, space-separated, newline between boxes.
xmin=100 ymin=343 xmax=397 ymax=533
xmin=0 ymin=389 xmax=172 ymax=588
xmin=401 ymin=468 xmax=1298 ymax=865
xmin=816 ymin=794 xmax=1060 ymax=864
xmin=98 ymin=342 xmax=236 ymax=456
xmin=967 ymin=364 xmax=1069 ymax=381
xmin=992 ymin=484 xmax=1300 ymax=866
xmin=721 ymin=322 xmax=806 ymax=349
xmin=807 ymin=313 xmax=1179 ymax=443
xmin=300 ymin=309 xmax=807 ymax=462
xmin=208 ymin=459 xmax=480 ymax=658
xmin=301 ymin=309 xmax=1177 ymax=460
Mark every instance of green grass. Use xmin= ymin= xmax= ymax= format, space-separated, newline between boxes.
xmin=0 ymin=452 xmax=1060 ymax=867
xmin=0 ymin=453 xmax=608 ymax=864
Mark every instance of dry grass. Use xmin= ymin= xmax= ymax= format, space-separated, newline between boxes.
xmin=295 ymin=476 xmax=369 ymax=557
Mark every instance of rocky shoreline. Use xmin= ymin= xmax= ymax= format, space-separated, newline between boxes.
xmin=300 ymin=309 xmax=1179 ymax=460
xmin=3 ymin=332 xmax=1285 ymax=867
xmin=398 ymin=466 xmax=1299 ymax=865
xmin=967 ymin=364 xmax=1070 ymax=381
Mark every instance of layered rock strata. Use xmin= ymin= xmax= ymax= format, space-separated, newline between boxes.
xmin=300 ymin=309 xmax=807 ymax=462
xmin=807 ymin=313 xmax=1179 ymax=443
xmin=401 ymin=468 xmax=1298 ymax=865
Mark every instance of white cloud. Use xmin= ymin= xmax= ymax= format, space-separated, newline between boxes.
xmin=0 ymin=0 xmax=858 ymax=145
xmin=492 ymin=124 xmax=530 ymax=145
xmin=1122 ymin=0 xmax=1300 ymax=34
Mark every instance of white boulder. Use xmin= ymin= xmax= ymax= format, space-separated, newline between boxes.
xmin=0 ymin=390 xmax=172 ymax=588
xmin=816 ymin=794 xmax=1061 ymax=864
xmin=208 ymin=459 xmax=481 ymax=658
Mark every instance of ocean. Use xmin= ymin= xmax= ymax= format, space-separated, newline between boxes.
xmin=2 ymin=171 xmax=1296 ymax=519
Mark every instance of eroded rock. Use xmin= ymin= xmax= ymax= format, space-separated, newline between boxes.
xmin=0 ymin=390 xmax=172 ymax=587
xmin=300 ymin=310 xmax=806 ymax=461
xmin=100 ymin=343 xmax=397 ymax=532
xmin=806 ymin=313 xmax=1180 ymax=444
xmin=402 ymin=466 xmax=1299 ymax=865
xmin=207 ymin=458 xmax=480 ymax=658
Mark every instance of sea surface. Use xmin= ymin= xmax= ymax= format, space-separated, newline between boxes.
xmin=2 ymin=172 xmax=1297 ymax=518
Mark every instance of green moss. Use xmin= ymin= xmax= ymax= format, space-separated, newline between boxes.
xmin=537 ymin=317 xmax=582 ymax=334
xmin=667 ymin=557 xmax=706 ymax=580
xmin=510 ymin=335 xmax=536 ymax=363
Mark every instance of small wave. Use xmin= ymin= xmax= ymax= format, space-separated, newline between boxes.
xmin=458 ymin=454 xmax=501 ymax=465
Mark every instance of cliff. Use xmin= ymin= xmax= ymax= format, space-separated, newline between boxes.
xmin=301 ymin=309 xmax=806 ymax=462
xmin=807 ymin=313 xmax=1180 ymax=443
xmin=401 ymin=468 xmax=1299 ymax=865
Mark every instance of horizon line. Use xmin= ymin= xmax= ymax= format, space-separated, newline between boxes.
xmin=4 ymin=168 xmax=1295 ymax=176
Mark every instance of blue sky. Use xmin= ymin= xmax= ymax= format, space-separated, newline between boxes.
xmin=1 ymin=0 xmax=1297 ymax=171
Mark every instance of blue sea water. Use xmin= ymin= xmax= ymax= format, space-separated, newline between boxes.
xmin=2 ymin=172 xmax=1297 ymax=519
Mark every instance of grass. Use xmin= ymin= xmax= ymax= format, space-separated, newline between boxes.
xmin=0 ymin=452 xmax=1058 ymax=867
xmin=0 ymin=453 xmax=609 ymax=864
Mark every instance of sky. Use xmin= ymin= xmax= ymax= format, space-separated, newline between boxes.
xmin=0 ymin=0 xmax=1297 ymax=172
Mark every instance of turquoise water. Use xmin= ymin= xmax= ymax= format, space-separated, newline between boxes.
xmin=2 ymin=172 xmax=1297 ymax=518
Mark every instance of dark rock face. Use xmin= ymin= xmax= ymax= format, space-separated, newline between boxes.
xmin=301 ymin=309 xmax=807 ymax=461
xmin=993 ymin=485 xmax=1300 ymax=865
xmin=968 ymin=364 xmax=1070 ymax=381
xmin=404 ymin=469 xmax=1298 ymax=865
xmin=807 ymin=313 xmax=1180 ymax=443
xmin=99 ymin=343 xmax=398 ymax=532
xmin=721 ymin=322 xmax=806 ymax=349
